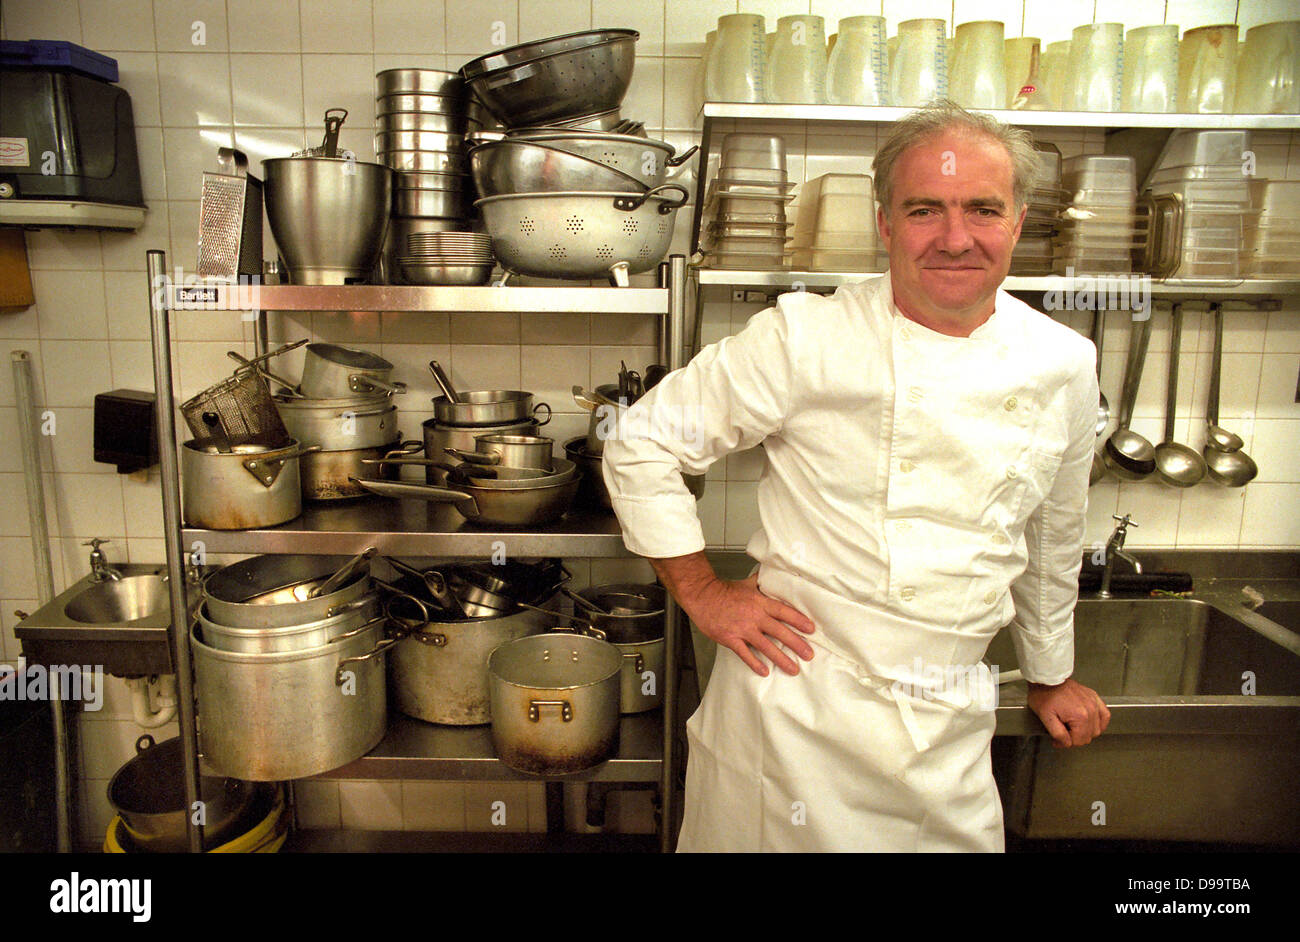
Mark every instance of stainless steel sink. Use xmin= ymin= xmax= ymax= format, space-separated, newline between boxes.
xmin=16 ymin=564 xmax=196 ymax=676
xmin=63 ymin=574 xmax=171 ymax=624
xmin=989 ymin=597 xmax=1300 ymax=846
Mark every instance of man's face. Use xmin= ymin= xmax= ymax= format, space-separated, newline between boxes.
xmin=876 ymin=129 xmax=1025 ymax=336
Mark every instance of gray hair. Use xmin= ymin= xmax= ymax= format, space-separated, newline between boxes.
xmin=872 ymin=99 xmax=1040 ymax=212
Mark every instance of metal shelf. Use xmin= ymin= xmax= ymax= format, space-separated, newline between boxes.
xmin=182 ymin=499 xmax=633 ymax=557
xmin=168 ymin=282 xmax=669 ymax=314
xmin=306 ymin=712 xmax=665 ymax=782
xmin=694 ymin=268 xmax=1300 ymax=302
xmin=701 ymin=102 xmax=1300 ymax=129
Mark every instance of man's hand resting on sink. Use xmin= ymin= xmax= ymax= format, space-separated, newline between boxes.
xmin=1026 ymin=677 xmax=1111 ymax=748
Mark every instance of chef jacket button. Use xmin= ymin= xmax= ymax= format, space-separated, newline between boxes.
xmin=992 ymin=532 xmax=1009 ymax=545
xmin=895 ymin=520 xmax=911 ymax=531
xmin=908 ymin=386 xmax=923 ymax=402
xmin=983 ymin=590 xmax=998 ymax=604
xmin=900 ymin=324 xmax=913 ymax=341
xmin=899 ymin=459 xmax=915 ymax=472
xmin=1006 ymin=465 xmax=1019 ymax=479
xmin=1004 ymin=396 xmax=1018 ymax=411
xmin=900 ymin=586 xmax=916 ymax=601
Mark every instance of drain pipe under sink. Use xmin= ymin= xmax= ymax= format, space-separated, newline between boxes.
xmin=124 ymin=675 xmax=179 ymax=728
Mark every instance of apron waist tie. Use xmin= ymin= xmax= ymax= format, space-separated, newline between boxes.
xmin=816 ymin=640 xmax=990 ymax=754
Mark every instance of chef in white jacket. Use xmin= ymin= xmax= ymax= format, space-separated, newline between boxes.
xmin=602 ymin=101 xmax=1111 ymax=852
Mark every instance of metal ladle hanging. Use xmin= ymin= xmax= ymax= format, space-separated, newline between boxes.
xmin=1152 ymin=304 xmax=1206 ymax=487
xmin=1101 ymin=311 xmax=1156 ymax=480
xmin=1202 ymin=303 xmax=1258 ymax=487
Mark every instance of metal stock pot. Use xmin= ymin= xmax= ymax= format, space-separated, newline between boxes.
xmin=191 ymin=618 xmax=395 ymax=781
xmin=487 ymin=632 xmax=622 ymax=774
xmin=275 ymin=393 xmax=398 ymax=450
xmin=387 ymin=599 xmax=556 ymax=725
xmin=181 ymin=439 xmax=314 ymax=530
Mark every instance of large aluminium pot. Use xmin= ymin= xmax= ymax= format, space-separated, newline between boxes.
xmin=388 ymin=596 xmax=556 ymax=725
xmin=181 ymin=439 xmax=312 ymax=530
xmin=203 ymin=554 xmax=372 ymax=628
xmin=299 ymin=343 xmax=404 ymax=398
xmin=487 ymin=632 xmax=622 ymax=774
xmin=300 ymin=438 xmax=405 ymax=500
xmin=432 ymin=390 xmax=551 ymax=427
xmin=422 ymin=416 xmax=542 ymax=484
xmin=275 ymin=393 xmax=399 ymax=451
xmin=107 ymin=734 xmax=256 ymax=852
xmin=191 ymin=618 xmax=395 ymax=781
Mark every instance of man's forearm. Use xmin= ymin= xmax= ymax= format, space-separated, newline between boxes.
xmin=647 ymin=551 xmax=723 ymax=616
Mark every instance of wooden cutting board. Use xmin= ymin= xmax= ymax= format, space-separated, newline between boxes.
xmin=0 ymin=229 xmax=35 ymax=309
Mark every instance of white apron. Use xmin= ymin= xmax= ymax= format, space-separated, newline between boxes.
xmin=677 ymin=589 xmax=1004 ymax=853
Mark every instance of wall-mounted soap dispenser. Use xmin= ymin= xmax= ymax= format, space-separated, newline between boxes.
xmin=93 ymin=389 xmax=158 ymax=473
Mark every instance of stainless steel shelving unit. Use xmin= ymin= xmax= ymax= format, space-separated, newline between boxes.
xmin=689 ymin=101 xmax=1300 ymax=306
xmin=150 ymin=252 xmax=693 ymax=853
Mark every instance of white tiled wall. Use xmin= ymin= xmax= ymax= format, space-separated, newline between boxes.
xmin=2 ymin=0 xmax=1297 ymax=845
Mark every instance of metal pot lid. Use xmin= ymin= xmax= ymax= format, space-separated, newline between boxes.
xmin=306 ymin=343 xmax=393 ymax=372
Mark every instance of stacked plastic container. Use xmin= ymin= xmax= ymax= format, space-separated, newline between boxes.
xmin=1054 ymin=155 xmax=1139 ymax=275
xmin=1011 ymin=143 xmax=1066 ymax=276
xmin=700 ymin=133 xmax=795 ymax=269
xmin=1143 ymin=130 xmax=1252 ymax=279
xmin=1242 ymin=180 xmax=1300 ymax=277
xmin=789 ymin=173 xmax=885 ymax=271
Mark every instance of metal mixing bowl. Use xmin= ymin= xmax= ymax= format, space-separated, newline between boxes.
xmin=460 ymin=30 xmax=638 ymax=128
xmin=262 ymin=156 xmax=392 ymax=285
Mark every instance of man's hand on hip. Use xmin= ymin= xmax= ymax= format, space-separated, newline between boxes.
xmin=1026 ymin=677 xmax=1111 ymax=748
xmin=649 ymin=553 xmax=815 ymax=677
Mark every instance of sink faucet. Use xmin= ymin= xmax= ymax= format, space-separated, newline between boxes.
xmin=84 ymin=538 xmax=122 ymax=582
xmin=1098 ymin=514 xmax=1142 ymax=598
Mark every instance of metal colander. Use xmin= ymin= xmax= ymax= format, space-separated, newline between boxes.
xmin=476 ymin=184 xmax=686 ymax=283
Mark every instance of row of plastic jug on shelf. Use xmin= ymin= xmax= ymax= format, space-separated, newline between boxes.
xmin=700 ymin=13 xmax=1300 ymax=115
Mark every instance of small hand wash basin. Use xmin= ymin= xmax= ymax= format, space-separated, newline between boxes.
xmin=988 ymin=597 xmax=1300 ymax=846
xmin=16 ymin=564 xmax=199 ymax=676
xmin=63 ymin=574 xmax=171 ymax=624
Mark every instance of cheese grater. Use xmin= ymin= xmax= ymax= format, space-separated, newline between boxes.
xmin=197 ymin=147 xmax=263 ymax=279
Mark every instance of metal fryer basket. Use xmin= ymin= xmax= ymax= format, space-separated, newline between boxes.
xmin=181 ymin=367 xmax=290 ymax=452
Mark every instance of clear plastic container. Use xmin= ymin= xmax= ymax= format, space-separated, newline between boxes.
xmin=1148 ymin=179 xmax=1250 ymax=205
xmin=707 ymin=234 xmax=792 ymax=254
xmin=792 ymin=174 xmax=876 ymax=245
xmin=1249 ymin=180 xmax=1300 ymax=217
xmin=1062 ymin=155 xmax=1136 ymax=191
xmin=1150 ymin=130 xmax=1250 ymax=174
xmin=1176 ymin=249 xmax=1239 ymax=277
xmin=717 ymin=166 xmax=790 ymax=185
xmin=720 ymin=134 xmax=787 ymax=168
xmin=1147 ymin=164 xmax=1247 ymax=187
xmin=710 ymin=207 xmax=790 ymax=224
xmin=701 ymin=251 xmax=792 ymax=270
xmin=791 ymin=247 xmax=885 ymax=271
xmin=1053 ymin=255 xmax=1133 ymax=274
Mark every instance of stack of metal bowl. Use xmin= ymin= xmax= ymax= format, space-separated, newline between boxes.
xmin=458 ymin=30 xmax=698 ymax=284
xmin=374 ymin=69 xmax=483 ymax=277
xmin=397 ymin=230 xmax=494 ymax=286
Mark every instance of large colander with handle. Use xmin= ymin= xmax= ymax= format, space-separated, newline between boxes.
xmin=476 ymin=184 xmax=688 ymax=284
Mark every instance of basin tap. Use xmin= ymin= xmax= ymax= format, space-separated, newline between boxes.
xmin=84 ymin=539 xmax=122 ymax=582
xmin=1099 ymin=514 xmax=1142 ymax=598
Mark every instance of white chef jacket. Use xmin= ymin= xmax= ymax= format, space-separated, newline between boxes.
xmin=602 ymin=272 xmax=1098 ymax=852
